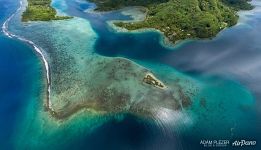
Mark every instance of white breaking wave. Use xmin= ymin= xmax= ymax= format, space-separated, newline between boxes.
xmin=1 ymin=1 xmax=53 ymax=111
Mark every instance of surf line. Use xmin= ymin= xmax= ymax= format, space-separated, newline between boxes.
xmin=2 ymin=1 xmax=54 ymax=112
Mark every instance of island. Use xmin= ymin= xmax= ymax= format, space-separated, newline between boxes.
xmin=143 ymin=73 xmax=167 ymax=89
xmin=90 ymin=0 xmax=253 ymax=43
xmin=22 ymin=0 xmax=72 ymax=21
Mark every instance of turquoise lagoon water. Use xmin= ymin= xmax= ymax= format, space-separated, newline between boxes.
xmin=0 ymin=0 xmax=260 ymax=149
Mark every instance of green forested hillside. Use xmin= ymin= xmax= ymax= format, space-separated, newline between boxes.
xmin=22 ymin=0 xmax=72 ymax=22
xmin=90 ymin=0 xmax=252 ymax=43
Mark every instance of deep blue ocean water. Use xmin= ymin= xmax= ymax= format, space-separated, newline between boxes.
xmin=0 ymin=0 xmax=260 ymax=149
xmin=0 ymin=0 xmax=42 ymax=149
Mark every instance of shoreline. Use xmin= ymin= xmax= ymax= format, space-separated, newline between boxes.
xmin=109 ymin=15 xmax=230 ymax=49
xmin=108 ymin=18 xmax=211 ymax=49
xmin=2 ymin=1 xmax=53 ymax=112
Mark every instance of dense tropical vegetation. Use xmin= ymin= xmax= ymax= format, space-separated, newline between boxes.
xmin=90 ymin=0 xmax=253 ymax=43
xmin=22 ymin=0 xmax=72 ymax=22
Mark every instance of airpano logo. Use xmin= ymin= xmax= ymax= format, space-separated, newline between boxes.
xmin=232 ymin=140 xmax=256 ymax=147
